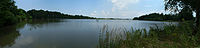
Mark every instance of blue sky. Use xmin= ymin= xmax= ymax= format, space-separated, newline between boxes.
xmin=15 ymin=0 xmax=166 ymax=18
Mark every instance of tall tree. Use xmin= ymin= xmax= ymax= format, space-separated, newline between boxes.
xmin=0 ymin=0 xmax=18 ymax=26
xmin=179 ymin=6 xmax=194 ymax=21
xmin=0 ymin=0 xmax=29 ymax=27
xmin=164 ymin=0 xmax=200 ymax=33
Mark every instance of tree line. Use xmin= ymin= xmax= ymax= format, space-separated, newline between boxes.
xmin=133 ymin=6 xmax=194 ymax=21
xmin=134 ymin=0 xmax=200 ymax=34
xmin=27 ymin=9 xmax=95 ymax=19
xmin=0 ymin=0 xmax=95 ymax=27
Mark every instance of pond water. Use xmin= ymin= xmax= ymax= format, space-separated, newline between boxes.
xmin=0 ymin=19 xmax=178 ymax=48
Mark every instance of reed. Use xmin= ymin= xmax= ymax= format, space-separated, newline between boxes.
xmin=98 ymin=22 xmax=200 ymax=48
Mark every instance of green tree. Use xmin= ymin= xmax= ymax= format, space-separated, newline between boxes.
xmin=0 ymin=0 xmax=17 ymax=27
xmin=179 ymin=7 xmax=194 ymax=21
xmin=164 ymin=0 xmax=200 ymax=26
xmin=133 ymin=13 xmax=181 ymax=21
xmin=0 ymin=11 xmax=17 ymax=26
xmin=27 ymin=9 xmax=95 ymax=19
xmin=16 ymin=9 xmax=30 ymax=21
xmin=0 ymin=0 xmax=29 ymax=27
xmin=164 ymin=0 xmax=200 ymax=34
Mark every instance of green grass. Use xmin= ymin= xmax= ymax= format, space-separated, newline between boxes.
xmin=98 ymin=22 xmax=200 ymax=48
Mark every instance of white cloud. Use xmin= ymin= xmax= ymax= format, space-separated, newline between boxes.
xmin=111 ymin=0 xmax=139 ymax=10
xmin=90 ymin=11 xmax=97 ymax=17
xmin=99 ymin=0 xmax=140 ymax=18
xmin=89 ymin=0 xmax=166 ymax=18
xmin=101 ymin=10 xmax=109 ymax=16
xmin=10 ymin=36 xmax=34 ymax=48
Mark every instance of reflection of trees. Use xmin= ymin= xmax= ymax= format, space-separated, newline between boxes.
xmin=0 ymin=19 xmax=61 ymax=47
xmin=0 ymin=26 xmax=20 ymax=47
xmin=27 ymin=19 xmax=62 ymax=30
xmin=28 ymin=19 xmax=61 ymax=24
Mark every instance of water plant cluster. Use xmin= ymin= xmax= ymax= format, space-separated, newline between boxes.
xmin=98 ymin=22 xmax=200 ymax=48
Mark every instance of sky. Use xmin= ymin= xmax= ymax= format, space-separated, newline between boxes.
xmin=14 ymin=0 xmax=166 ymax=18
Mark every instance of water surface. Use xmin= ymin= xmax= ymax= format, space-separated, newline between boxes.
xmin=0 ymin=19 xmax=178 ymax=48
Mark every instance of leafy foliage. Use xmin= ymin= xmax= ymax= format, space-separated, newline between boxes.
xmin=133 ymin=13 xmax=194 ymax=21
xmin=27 ymin=9 xmax=95 ymax=19
xmin=164 ymin=0 xmax=200 ymax=12
xmin=164 ymin=0 xmax=200 ymax=28
xmin=0 ymin=0 xmax=95 ymax=27
xmin=0 ymin=0 xmax=30 ymax=27
xmin=179 ymin=6 xmax=194 ymax=20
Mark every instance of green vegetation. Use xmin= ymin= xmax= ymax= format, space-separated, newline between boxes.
xmin=0 ymin=25 xmax=20 ymax=47
xmin=27 ymin=9 xmax=95 ymax=19
xmin=0 ymin=0 xmax=31 ymax=27
xmin=133 ymin=8 xmax=194 ymax=21
xmin=98 ymin=0 xmax=200 ymax=47
xmin=164 ymin=0 xmax=200 ymax=33
xmin=133 ymin=13 xmax=182 ymax=21
xmin=1 ymin=0 xmax=200 ymax=47
xmin=98 ymin=22 xmax=200 ymax=48
xmin=0 ymin=0 xmax=95 ymax=27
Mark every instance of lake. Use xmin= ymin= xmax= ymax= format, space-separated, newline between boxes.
xmin=0 ymin=19 xmax=178 ymax=48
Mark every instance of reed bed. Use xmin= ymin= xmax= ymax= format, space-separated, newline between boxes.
xmin=98 ymin=22 xmax=200 ymax=48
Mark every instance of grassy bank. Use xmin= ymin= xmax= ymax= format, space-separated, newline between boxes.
xmin=98 ymin=22 xmax=200 ymax=48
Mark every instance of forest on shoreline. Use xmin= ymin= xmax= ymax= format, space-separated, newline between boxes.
xmin=133 ymin=7 xmax=194 ymax=21
xmin=1 ymin=0 xmax=200 ymax=48
xmin=0 ymin=0 xmax=95 ymax=27
xmin=27 ymin=9 xmax=95 ymax=19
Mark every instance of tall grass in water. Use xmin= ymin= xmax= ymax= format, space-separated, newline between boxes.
xmin=98 ymin=22 xmax=200 ymax=48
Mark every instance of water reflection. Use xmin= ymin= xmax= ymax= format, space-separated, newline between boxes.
xmin=0 ymin=19 xmax=178 ymax=48
xmin=0 ymin=19 xmax=61 ymax=48
xmin=0 ymin=26 xmax=20 ymax=48
xmin=26 ymin=19 xmax=62 ymax=31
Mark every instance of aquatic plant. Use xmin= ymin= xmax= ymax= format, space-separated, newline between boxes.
xmin=98 ymin=22 xmax=200 ymax=48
